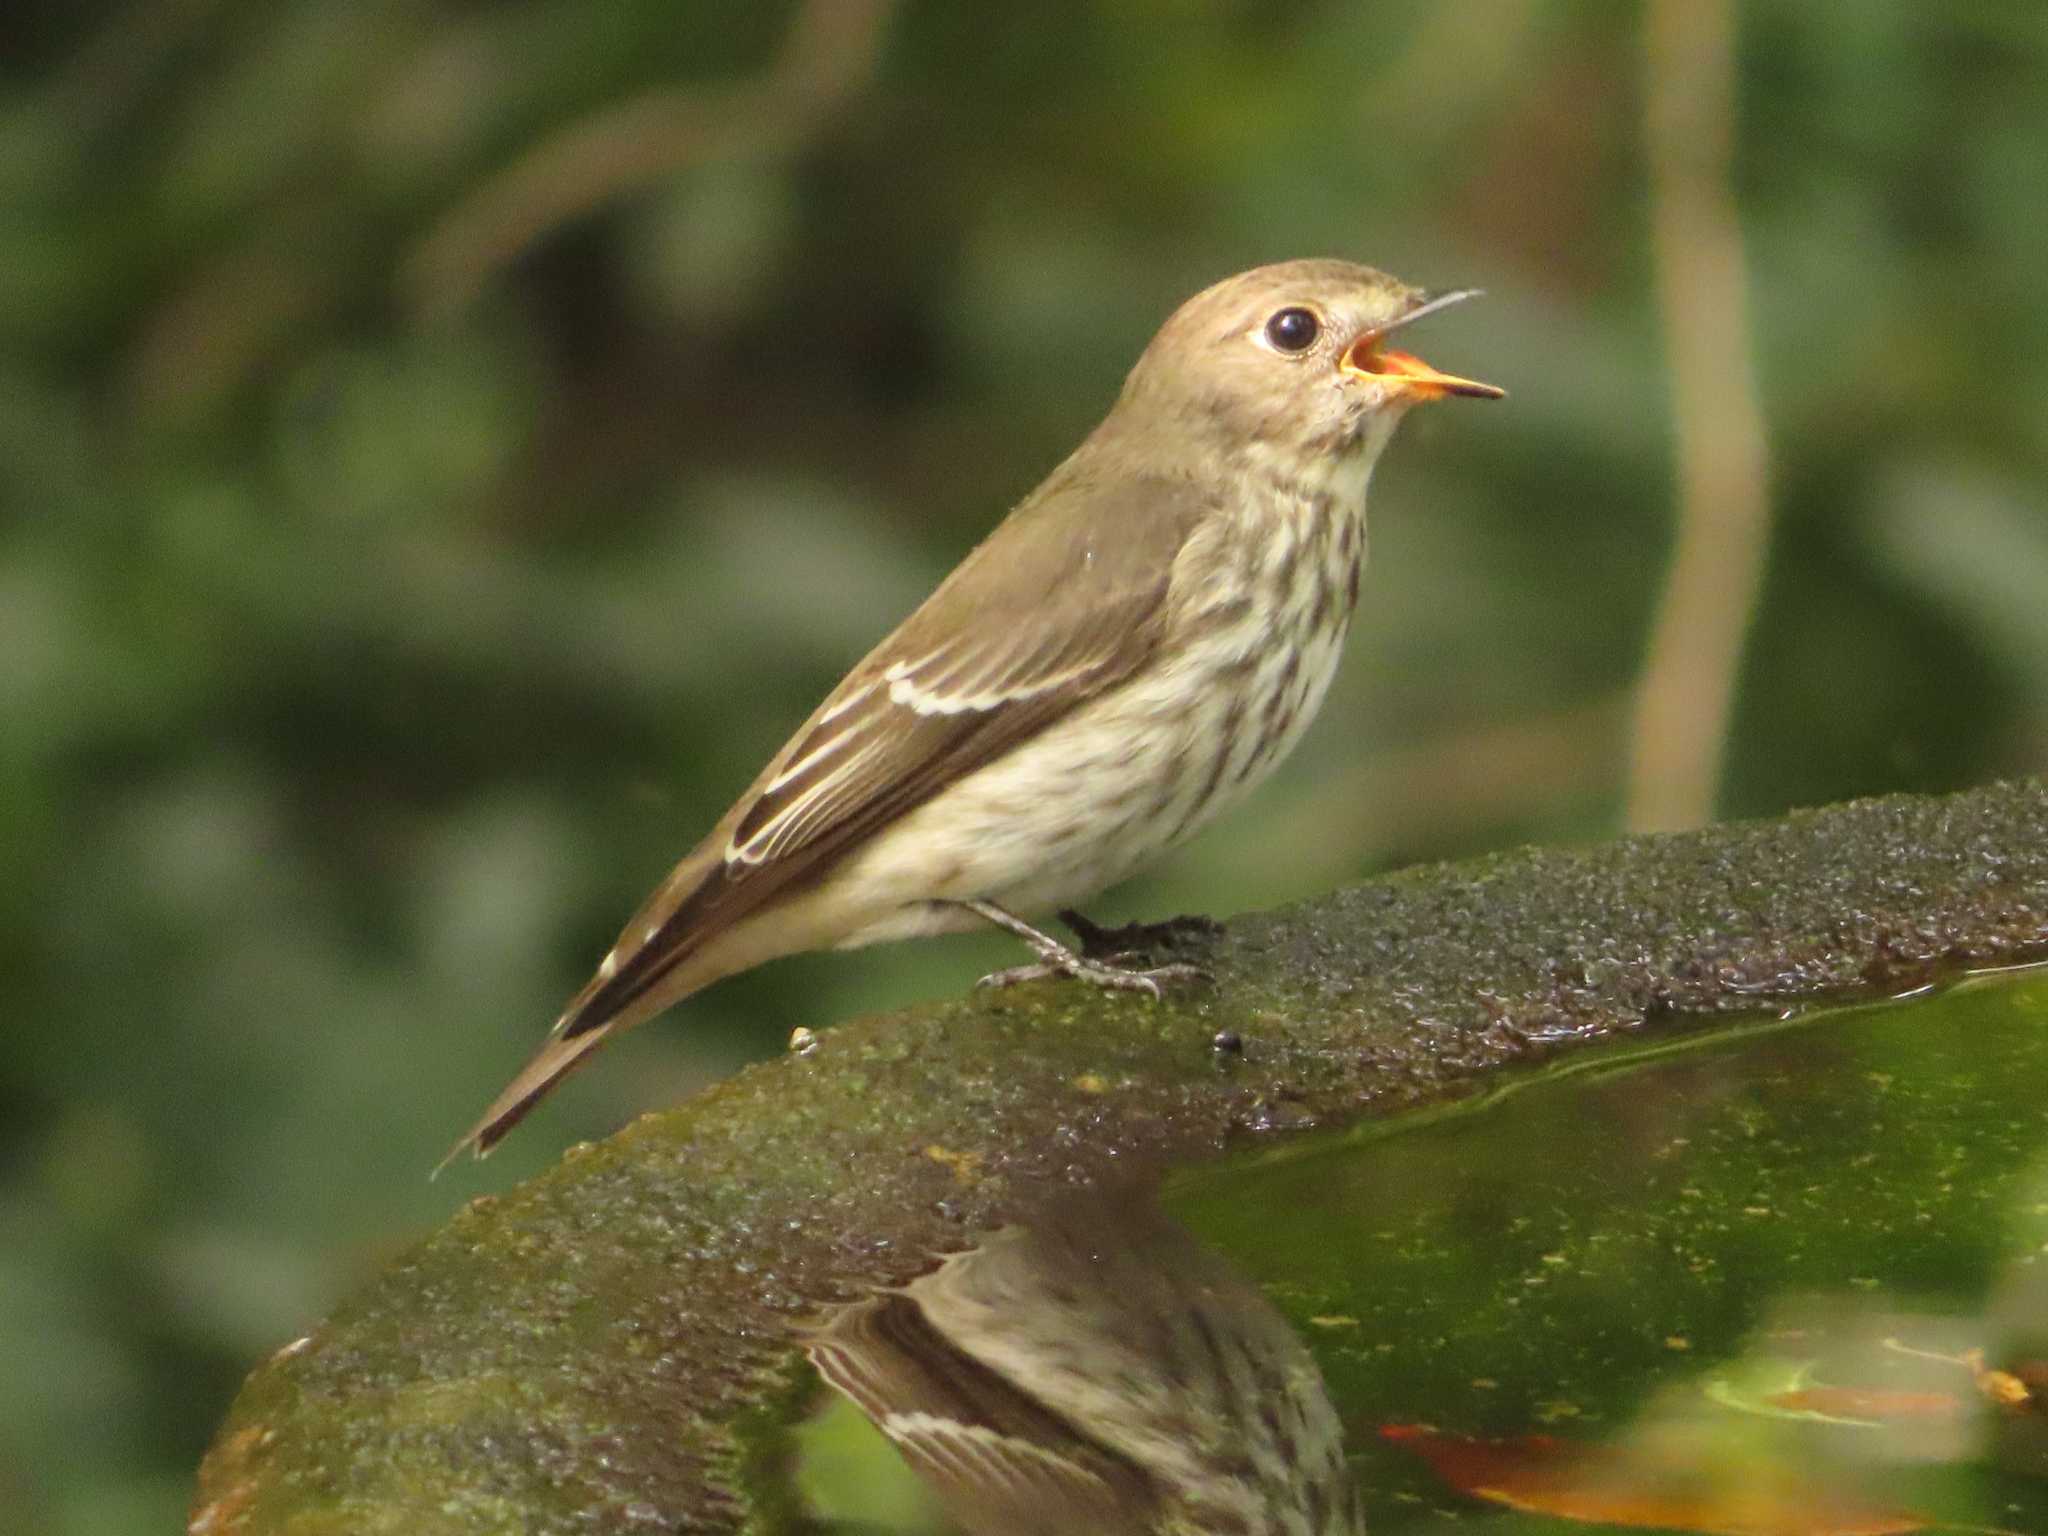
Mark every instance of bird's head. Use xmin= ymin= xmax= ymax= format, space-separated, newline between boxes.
xmin=1114 ymin=259 xmax=1504 ymax=468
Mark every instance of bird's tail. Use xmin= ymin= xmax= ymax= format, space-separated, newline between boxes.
xmin=434 ymin=1018 xmax=622 ymax=1174
xmin=434 ymin=841 xmax=740 ymax=1173
xmin=435 ymin=935 xmax=695 ymax=1172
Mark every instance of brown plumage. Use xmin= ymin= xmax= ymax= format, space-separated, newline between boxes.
xmin=446 ymin=259 xmax=1501 ymax=1164
xmin=804 ymin=1197 xmax=1365 ymax=1535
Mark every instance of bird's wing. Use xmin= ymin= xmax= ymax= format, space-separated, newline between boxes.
xmin=806 ymin=1291 xmax=1156 ymax=1536
xmin=569 ymin=467 xmax=1220 ymax=1037
xmin=448 ymin=469 xmax=1217 ymax=1160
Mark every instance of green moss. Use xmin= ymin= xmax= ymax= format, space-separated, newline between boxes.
xmin=193 ymin=782 xmax=2048 ymax=1533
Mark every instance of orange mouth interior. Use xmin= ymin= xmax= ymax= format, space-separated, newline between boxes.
xmin=1342 ymin=337 xmax=1505 ymax=400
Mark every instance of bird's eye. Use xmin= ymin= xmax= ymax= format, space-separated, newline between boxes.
xmin=1263 ymin=307 xmax=1321 ymax=353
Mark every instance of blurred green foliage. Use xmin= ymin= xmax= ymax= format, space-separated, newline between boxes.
xmin=0 ymin=1 xmax=2042 ymax=1530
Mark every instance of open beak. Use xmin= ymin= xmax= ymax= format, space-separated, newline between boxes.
xmin=1339 ymin=288 xmax=1505 ymax=401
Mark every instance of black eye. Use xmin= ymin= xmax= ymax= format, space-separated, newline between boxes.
xmin=1263 ymin=306 xmax=1321 ymax=353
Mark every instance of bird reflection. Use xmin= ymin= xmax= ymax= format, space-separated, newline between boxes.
xmin=804 ymin=1195 xmax=1363 ymax=1536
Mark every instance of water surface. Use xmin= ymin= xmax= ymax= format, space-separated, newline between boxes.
xmin=800 ymin=971 xmax=2048 ymax=1533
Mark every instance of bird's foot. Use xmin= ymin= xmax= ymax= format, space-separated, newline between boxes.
xmin=1058 ymin=908 xmax=1224 ymax=962
xmin=975 ymin=955 xmax=1205 ymax=998
xmin=959 ymin=900 xmax=1209 ymax=998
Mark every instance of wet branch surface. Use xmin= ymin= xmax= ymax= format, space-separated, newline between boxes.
xmin=193 ymin=781 xmax=2048 ymax=1534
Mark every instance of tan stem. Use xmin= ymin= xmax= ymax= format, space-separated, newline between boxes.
xmin=403 ymin=0 xmax=897 ymax=316
xmin=1627 ymin=0 xmax=1774 ymax=831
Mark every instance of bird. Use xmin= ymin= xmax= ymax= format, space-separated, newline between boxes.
xmin=804 ymin=1194 xmax=1365 ymax=1535
xmin=446 ymin=258 xmax=1502 ymax=1164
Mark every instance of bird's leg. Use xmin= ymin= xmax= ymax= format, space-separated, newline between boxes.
xmin=959 ymin=901 xmax=1207 ymax=998
xmin=1057 ymin=908 xmax=1224 ymax=962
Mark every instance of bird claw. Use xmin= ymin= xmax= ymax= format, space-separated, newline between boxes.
xmin=1057 ymin=909 xmax=1224 ymax=962
xmin=975 ymin=953 xmax=1208 ymax=997
xmin=961 ymin=899 xmax=1212 ymax=998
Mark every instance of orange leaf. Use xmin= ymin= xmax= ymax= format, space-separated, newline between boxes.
xmin=1762 ymin=1388 xmax=1961 ymax=1422
xmin=1380 ymin=1423 xmax=1924 ymax=1536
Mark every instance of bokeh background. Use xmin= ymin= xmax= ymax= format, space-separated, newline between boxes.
xmin=3 ymin=1 xmax=2044 ymax=1529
